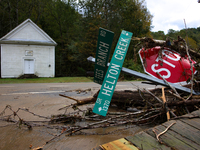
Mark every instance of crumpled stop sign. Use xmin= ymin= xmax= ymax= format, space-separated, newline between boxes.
xmin=139 ymin=46 xmax=196 ymax=83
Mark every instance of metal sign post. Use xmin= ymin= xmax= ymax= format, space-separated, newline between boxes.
xmin=93 ymin=30 xmax=133 ymax=116
xmin=87 ymin=57 xmax=200 ymax=95
xmin=94 ymin=28 xmax=114 ymax=85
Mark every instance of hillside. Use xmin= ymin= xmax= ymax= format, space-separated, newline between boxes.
xmin=151 ymin=27 xmax=200 ymax=51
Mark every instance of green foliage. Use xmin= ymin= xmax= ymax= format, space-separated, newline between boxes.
xmin=121 ymin=58 xmax=144 ymax=80
xmin=151 ymin=31 xmax=166 ymax=40
xmin=79 ymin=0 xmax=152 ymax=61
xmin=151 ymin=27 xmax=200 ymax=51
xmin=123 ymin=59 xmax=144 ymax=73
xmin=0 ymin=0 xmax=152 ymax=78
xmin=186 ymin=37 xmax=198 ymax=50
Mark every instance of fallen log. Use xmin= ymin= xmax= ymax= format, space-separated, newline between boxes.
xmin=60 ymin=87 xmax=200 ymax=111
xmin=93 ymin=89 xmax=166 ymax=100
xmin=167 ymin=99 xmax=200 ymax=106
xmin=59 ymin=94 xmax=146 ymax=108
xmin=60 ymin=88 xmax=170 ymax=109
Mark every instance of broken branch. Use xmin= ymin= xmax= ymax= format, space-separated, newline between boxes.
xmin=153 ymin=122 xmax=176 ymax=143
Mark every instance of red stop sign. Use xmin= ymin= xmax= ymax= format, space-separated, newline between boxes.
xmin=139 ymin=46 xmax=196 ymax=83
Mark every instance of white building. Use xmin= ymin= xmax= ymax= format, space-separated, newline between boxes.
xmin=0 ymin=19 xmax=57 ymax=78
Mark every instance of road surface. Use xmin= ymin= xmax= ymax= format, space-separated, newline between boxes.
xmin=0 ymin=81 xmax=159 ymax=150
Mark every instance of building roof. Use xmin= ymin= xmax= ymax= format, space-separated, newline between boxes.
xmin=0 ymin=19 xmax=57 ymax=46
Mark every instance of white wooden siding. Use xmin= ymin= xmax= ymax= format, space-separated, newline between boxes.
xmin=1 ymin=44 xmax=55 ymax=78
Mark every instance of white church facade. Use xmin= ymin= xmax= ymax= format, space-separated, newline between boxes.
xmin=0 ymin=19 xmax=57 ymax=78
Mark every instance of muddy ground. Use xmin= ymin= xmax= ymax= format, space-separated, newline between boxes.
xmin=0 ymin=82 xmax=157 ymax=150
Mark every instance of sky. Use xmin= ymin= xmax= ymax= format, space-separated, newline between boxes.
xmin=145 ymin=0 xmax=200 ymax=34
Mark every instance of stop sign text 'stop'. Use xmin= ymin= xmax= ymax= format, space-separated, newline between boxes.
xmin=139 ymin=46 xmax=196 ymax=83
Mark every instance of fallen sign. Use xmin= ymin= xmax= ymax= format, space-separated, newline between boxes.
xmin=94 ymin=28 xmax=114 ymax=85
xmin=87 ymin=56 xmax=200 ymax=95
xmin=139 ymin=46 xmax=196 ymax=84
xmin=92 ymin=30 xmax=133 ymax=116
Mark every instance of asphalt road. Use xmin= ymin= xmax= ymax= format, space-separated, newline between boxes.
xmin=0 ymin=81 xmax=159 ymax=95
xmin=0 ymin=81 xmax=159 ymax=150
xmin=0 ymin=81 xmax=160 ymax=118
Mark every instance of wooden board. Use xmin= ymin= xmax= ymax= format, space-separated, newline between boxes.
xmin=101 ymin=138 xmax=138 ymax=150
xmin=180 ymin=109 xmax=200 ymax=118
xmin=190 ymin=109 xmax=200 ymax=117
xmin=163 ymin=120 xmax=200 ymax=145
xmin=180 ymin=118 xmax=200 ymax=130
xmin=126 ymin=131 xmax=171 ymax=150
xmin=146 ymin=122 xmax=200 ymax=150
xmin=177 ymin=109 xmax=200 ymax=130
xmin=100 ymin=110 xmax=200 ymax=150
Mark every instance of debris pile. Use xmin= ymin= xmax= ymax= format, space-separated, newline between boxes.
xmin=1 ymin=36 xmax=200 ymax=149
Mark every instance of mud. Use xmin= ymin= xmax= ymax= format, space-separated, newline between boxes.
xmin=0 ymin=82 xmax=154 ymax=150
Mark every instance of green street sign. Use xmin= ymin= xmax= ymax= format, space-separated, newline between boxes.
xmin=94 ymin=28 xmax=114 ymax=85
xmin=93 ymin=30 xmax=133 ymax=116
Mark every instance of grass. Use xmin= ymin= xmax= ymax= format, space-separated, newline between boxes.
xmin=0 ymin=77 xmax=94 ymax=84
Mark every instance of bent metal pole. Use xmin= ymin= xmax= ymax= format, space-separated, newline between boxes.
xmin=87 ymin=56 xmax=200 ymax=96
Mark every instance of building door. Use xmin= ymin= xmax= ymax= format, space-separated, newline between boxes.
xmin=24 ymin=59 xmax=34 ymax=74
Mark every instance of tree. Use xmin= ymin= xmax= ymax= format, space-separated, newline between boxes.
xmin=79 ymin=0 xmax=152 ymax=59
xmin=186 ymin=37 xmax=198 ymax=50
xmin=40 ymin=0 xmax=83 ymax=76
xmin=0 ymin=0 xmax=50 ymax=37
xmin=151 ymin=31 xmax=166 ymax=40
xmin=167 ymin=29 xmax=179 ymax=39
xmin=0 ymin=0 xmax=153 ymax=77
